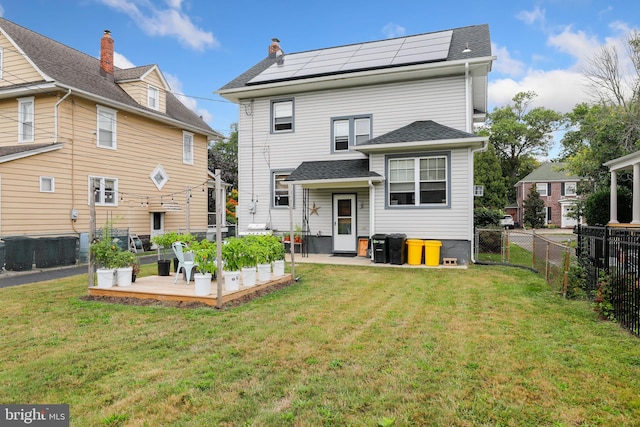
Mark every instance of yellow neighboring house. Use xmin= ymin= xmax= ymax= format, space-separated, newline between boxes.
xmin=0 ymin=18 xmax=219 ymax=241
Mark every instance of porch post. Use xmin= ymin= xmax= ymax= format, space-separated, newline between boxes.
xmin=610 ymin=170 xmax=618 ymax=224
xmin=633 ymin=163 xmax=640 ymax=224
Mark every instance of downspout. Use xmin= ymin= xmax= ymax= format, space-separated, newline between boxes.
xmin=54 ymin=89 xmax=72 ymax=143
xmin=368 ymin=179 xmax=375 ymax=261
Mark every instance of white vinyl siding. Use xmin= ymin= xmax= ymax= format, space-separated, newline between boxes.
xmin=183 ymin=131 xmax=194 ymax=165
xmin=97 ymin=106 xmax=117 ymax=149
xmin=18 ymin=97 xmax=34 ymax=142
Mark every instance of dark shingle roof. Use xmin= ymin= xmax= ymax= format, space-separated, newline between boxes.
xmin=518 ymin=162 xmax=583 ymax=183
xmin=286 ymin=159 xmax=382 ymax=182
xmin=219 ymin=24 xmax=490 ymax=91
xmin=360 ymin=120 xmax=478 ymax=146
xmin=0 ymin=143 xmax=63 ymax=163
xmin=0 ymin=17 xmax=215 ymax=136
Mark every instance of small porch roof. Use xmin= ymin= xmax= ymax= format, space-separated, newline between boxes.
xmin=285 ymin=158 xmax=383 ymax=189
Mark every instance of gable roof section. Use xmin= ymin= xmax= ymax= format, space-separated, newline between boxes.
xmin=286 ymin=159 xmax=383 ymax=188
xmin=517 ymin=162 xmax=583 ymax=184
xmin=0 ymin=17 xmax=216 ymax=137
xmin=356 ymin=120 xmax=486 ymax=153
xmin=0 ymin=143 xmax=64 ymax=164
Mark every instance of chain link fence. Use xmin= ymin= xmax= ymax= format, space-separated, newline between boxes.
xmin=475 ymin=228 xmax=574 ymax=295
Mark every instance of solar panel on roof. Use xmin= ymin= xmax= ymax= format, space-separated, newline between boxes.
xmin=248 ymin=30 xmax=453 ymax=84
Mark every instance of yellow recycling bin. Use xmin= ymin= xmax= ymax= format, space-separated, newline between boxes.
xmin=424 ymin=240 xmax=442 ymax=266
xmin=406 ymin=239 xmax=424 ymax=265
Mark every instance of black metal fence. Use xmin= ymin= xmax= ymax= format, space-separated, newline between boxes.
xmin=575 ymin=225 xmax=640 ymax=336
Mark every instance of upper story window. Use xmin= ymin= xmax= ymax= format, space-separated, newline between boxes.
xmin=563 ymin=182 xmax=577 ymax=196
xmin=331 ymin=115 xmax=371 ymax=152
xmin=388 ymin=154 xmax=448 ymax=207
xmin=536 ymin=182 xmax=550 ymax=197
xmin=40 ymin=176 xmax=54 ymax=192
xmin=89 ymin=176 xmax=118 ymax=206
xmin=97 ymin=106 xmax=117 ymax=149
xmin=272 ymin=170 xmax=294 ymax=208
xmin=148 ymin=85 xmax=159 ymax=110
xmin=18 ymin=97 xmax=34 ymax=143
xmin=271 ymin=99 xmax=294 ymax=133
xmin=0 ymin=47 xmax=4 ymax=79
xmin=183 ymin=131 xmax=194 ymax=165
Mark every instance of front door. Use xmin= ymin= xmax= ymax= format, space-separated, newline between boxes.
xmin=150 ymin=212 xmax=164 ymax=248
xmin=333 ymin=194 xmax=357 ymax=253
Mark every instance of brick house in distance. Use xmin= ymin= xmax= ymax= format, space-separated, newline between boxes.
xmin=514 ymin=162 xmax=585 ymax=228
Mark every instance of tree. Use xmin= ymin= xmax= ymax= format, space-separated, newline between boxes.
xmin=480 ymin=91 xmax=564 ymax=201
xmin=523 ymin=185 xmax=546 ymax=229
xmin=473 ymin=143 xmax=509 ymax=209
xmin=208 ymin=122 xmax=238 ymax=189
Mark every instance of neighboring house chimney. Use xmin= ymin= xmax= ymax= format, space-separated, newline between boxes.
xmin=268 ymin=38 xmax=283 ymax=58
xmin=100 ymin=30 xmax=114 ymax=76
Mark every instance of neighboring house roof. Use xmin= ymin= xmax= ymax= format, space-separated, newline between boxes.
xmin=516 ymin=162 xmax=583 ymax=184
xmin=0 ymin=143 xmax=64 ymax=164
xmin=0 ymin=17 xmax=217 ymax=137
xmin=286 ymin=159 xmax=383 ymax=187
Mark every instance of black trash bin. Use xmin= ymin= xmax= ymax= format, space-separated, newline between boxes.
xmin=35 ymin=237 xmax=60 ymax=268
xmin=0 ymin=241 xmax=5 ymax=271
xmin=4 ymin=236 xmax=35 ymax=271
xmin=59 ymin=236 xmax=78 ymax=266
xmin=387 ymin=233 xmax=407 ymax=265
xmin=371 ymin=234 xmax=388 ymax=263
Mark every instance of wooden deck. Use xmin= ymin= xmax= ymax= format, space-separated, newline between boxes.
xmin=87 ymin=272 xmax=294 ymax=308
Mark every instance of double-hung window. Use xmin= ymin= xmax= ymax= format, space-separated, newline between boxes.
xmin=97 ymin=106 xmax=117 ymax=149
xmin=89 ymin=176 xmax=118 ymax=206
xmin=271 ymin=99 xmax=293 ymax=133
xmin=183 ymin=131 xmax=194 ymax=165
xmin=148 ymin=85 xmax=159 ymax=110
xmin=331 ymin=115 xmax=371 ymax=152
xmin=536 ymin=182 xmax=550 ymax=197
xmin=272 ymin=170 xmax=293 ymax=207
xmin=388 ymin=154 xmax=448 ymax=206
xmin=18 ymin=97 xmax=34 ymax=143
xmin=563 ymin=182 xmax=577 ymax=196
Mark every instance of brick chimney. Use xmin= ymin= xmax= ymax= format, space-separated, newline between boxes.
xmin=100 ymin=30 xmax=114 ymax=75
xmin=268 ymin=38 xmax=283 ymax=58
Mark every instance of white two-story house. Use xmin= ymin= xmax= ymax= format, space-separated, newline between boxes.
xmin=217 ymin=24 xmax=494 ymax=264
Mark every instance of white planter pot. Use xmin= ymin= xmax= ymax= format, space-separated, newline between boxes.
xmin=96 ymin=268 xmax=115 ymax=288
xmin=272 ymin=260 xmax=285 ymax=277
xmin=257 ymin=263 xmax=271 ymax=281
xmin=224 ymin=271 xmax=241 ymax=291
xmin=241 ymin=266 xmax=257 ymax=287
xmin=194 ymin=273 xmax=212 ymax=296
xmin=116 ymin=267 xmax=133 ymax=287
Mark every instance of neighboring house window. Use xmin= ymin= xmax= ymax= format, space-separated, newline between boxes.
xmin=272 ymin=170 xmax=294 ymax=207
xmin=331 ymin=115 xmax=371 ymax=152
xmin=546 ymin=206 xmax=552 ymax=224
xmin=97 ymin=106 xmax=117 ymax=149
xmin=388 ymin=154 xmax=448 ymax=206
xmin=536 ymin=182 xmax=550 ymax=196
xmin=563 ymin=182 xmax=577 ymax=196
xmin=271 ymin=99 xmax=293 ymax=133
xmin=40 ymin=176 xmax=54 ymax=192
xmin=148 ymin=85 xmax=159 ymax=110
xmin=0 ymin=47 xmax=3 ymax=79
xmin=150 ymin=165 xmax=169 ymax=190
xmin=183 ymin=131 xmax=194 ymax=165
xmin=18 ymin=97 xmax=34 ymax=143
xmin=89 ymin=176 xmax=118 ymax=206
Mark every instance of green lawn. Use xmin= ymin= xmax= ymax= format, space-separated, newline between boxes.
xmin=1 ymin=263 xmax=639 ymax=426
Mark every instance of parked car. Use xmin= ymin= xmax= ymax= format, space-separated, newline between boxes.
xmin=500 ymin=215 xmax=515 ymax=229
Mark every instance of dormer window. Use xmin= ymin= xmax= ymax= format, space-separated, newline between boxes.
xmin=148 ymin=85 xmax=159 ymax=110
xmin=18 ymin=97 xmax=34 ymax=143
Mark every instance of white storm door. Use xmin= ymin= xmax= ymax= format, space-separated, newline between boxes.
xmin=150 ymin=212 xmax=164 ymax=245
xmin=333 ymin=194 xmax=357 ymax=252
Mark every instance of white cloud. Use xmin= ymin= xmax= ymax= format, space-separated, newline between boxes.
xmin=382 ymin=23 xmax=406 ymax=39
xmin=97 ymin=0 xmax=218 ymax=51
xmin=547 ymin=26 xmax=601 ymax=70
xmin=0 ymin=4 xmax=5 ymax=17
xmin=491 ymin=43 xmax=525 ymax=77
xmin=516 ymin=6 xmax=545 ymax=27
xmin=113 ymin=51 xmax=136 ymax=69
xmin=165 ymin=72 xmax=213 ymax=123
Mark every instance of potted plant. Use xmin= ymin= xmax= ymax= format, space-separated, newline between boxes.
xmin=221 ymin=237 xmax=243 ymax=291
xmin=191 ymin=239 xmax=217 ymax=296
xmin=131 ymin=258 xmax=141 ymax=283
xmin=114 ymin=250 xmax=136 ymax=287
xmin=90 ymin=234 xmax=120 ymax=288
xmin=151 ymin=231 xmax=177 ymax=276
xmin=269 ymin=235 xmax=286 ymax=276
xmin=294 ymin=224 xmax=303 ymax=244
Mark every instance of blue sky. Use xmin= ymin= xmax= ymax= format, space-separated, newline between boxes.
xmin=2 ymin=0 xmax=639 ymax=152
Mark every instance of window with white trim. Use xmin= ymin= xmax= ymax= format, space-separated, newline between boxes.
xmin=271 ymin=99 xmax=293 ymax=133
xmin=89 ymin=176 xmax=118 ymax=206
xmin=150 ymin=165 xmax=169 ymax=190
xmin=536 ymin=182 xmax=549 ymax=197
xmin=40 ymin=176 xmax=54 ymax=192
xmin=331 ymin=115 xmax=371 ymax=152
xmin=272 ymin=170 xmax=293 ymax=207
xmin=563 ymin=182 xmax=577 ymax=196
xmin=18 ymin=97 xmax=34 ymax=143
xmin=183 ymin=131 xmax=194 ymax=165
xmin=97 ymin=106 xmax=117 ymax=149
xmin=0 ymin=47 xmax=4 ymax=80
xmin=148 ymin=85 xmax=159 ymax=110
xmin=388 ymin=155 xmax=448 ymax=206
